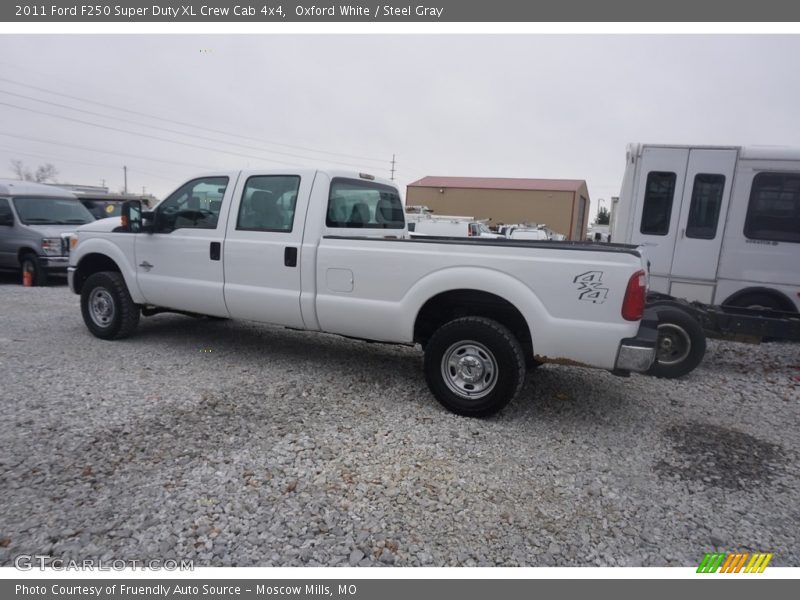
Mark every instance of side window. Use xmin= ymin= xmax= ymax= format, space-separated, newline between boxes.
xmin=686 ymin=174 xmax=725 ymax=239
xmin=326 ymin=178 xmax=404 ymax=229
xmin=237 ymin=176 xmax=301 ymax=232
xmin=640 ymin=171 xmax=676 ymax=236
xmin=745 ymin=172 xmax=800 ymax=243
xmin=156 ymin=177 xmax=228 ymax=232
xmin=0 ymin=198 xmax=13 ymax=225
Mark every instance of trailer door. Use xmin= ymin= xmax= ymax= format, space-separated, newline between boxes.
xmin=669 ymin=149 xmax=737 ymax=285
xmin=629 ymin=147 xmax=689 ymax=291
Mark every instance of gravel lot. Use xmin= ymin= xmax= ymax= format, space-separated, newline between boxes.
xmin=1 ymin=278 xmax=798 ymax=567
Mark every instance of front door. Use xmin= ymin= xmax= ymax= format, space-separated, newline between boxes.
xmin=134 ymin=175 xmax=235 ymax=316
xmin=222 ymin=172 xmax=311 ymax=327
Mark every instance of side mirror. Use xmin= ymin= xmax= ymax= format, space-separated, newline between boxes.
xmin=0 ymin=213 xmax=12 ymax=226
xmin=120 ymin=200 xmax=142 ymax=233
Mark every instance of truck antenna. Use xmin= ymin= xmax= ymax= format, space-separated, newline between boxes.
xmin=390 ymin=154 xmax=396 ymax=181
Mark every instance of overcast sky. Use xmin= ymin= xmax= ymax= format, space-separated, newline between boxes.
xmin=1 ymin=35 xmax=799 ymax=218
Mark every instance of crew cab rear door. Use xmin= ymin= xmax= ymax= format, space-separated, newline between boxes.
xmin=222 ymin=170 xmax=314 ymax=328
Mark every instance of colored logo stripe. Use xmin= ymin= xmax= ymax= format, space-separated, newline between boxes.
xmin=697 ymin=552 xmax=773 ymax=573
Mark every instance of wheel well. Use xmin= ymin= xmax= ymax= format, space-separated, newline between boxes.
xmin=74 ymin=253 xmax=122 ymax=294
xmin=414 ymin=290 xmax=532 ymax=352
xmin=722 ymin=287 xmax=797 ymax=313
xmin=17 ymin=247 xmax=39 ymax=264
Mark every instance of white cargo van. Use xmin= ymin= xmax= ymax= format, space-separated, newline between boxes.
xmin=613 ymin=143 xmax=800 ymax=312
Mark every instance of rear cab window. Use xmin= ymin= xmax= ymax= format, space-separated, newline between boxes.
xmin=326 ymin=178 xmax=405 ymax=230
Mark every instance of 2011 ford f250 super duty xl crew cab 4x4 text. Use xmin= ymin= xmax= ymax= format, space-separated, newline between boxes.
xmin=67 ymin=169 xmax=656 ymax=417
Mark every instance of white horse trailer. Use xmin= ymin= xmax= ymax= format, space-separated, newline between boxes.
xmin=614 ymin=143 xmax=800 ymax=313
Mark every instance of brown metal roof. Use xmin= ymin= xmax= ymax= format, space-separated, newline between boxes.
xmin=407 ymin=176 xmax=585 ymax=192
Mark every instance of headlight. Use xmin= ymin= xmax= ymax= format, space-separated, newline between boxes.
xmin=70 ymin=235 xmax=79 ymax=252
xmin=41 ymin=237 xmax=63 ymax=256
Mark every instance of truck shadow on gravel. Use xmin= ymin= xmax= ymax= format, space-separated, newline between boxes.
xmin=655 ymin=422 xmax=788 ymax=490
xmin=132 ymin=315 xmax=636 ymax=423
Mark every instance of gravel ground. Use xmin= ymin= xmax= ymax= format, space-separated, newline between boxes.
xmin=1 ymin=278 xmax=798 ymax=567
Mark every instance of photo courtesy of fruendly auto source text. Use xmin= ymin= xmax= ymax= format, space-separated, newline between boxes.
xmin=0 ymin=1 xmax=798 ymax=598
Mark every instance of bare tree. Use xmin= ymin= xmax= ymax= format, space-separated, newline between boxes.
xmin=34 ymin=163 xmax=58 ymax=183
xmin=9 ymin=160 xmax=58 ymax=183
xmin=10 ymin=159 xmax=32 ymax=181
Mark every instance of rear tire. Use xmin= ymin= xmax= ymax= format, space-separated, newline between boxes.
xmin=81 ymin=271 xmax=140 ymax=340
xmin=646 ymin=307 xmax=706 ymax=378
xmin=20 ymin=253 xmax=48 ymax=286
xmin=424 ymin=316 xmax=526 ymax=417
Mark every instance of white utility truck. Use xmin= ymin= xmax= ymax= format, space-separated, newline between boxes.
xmin=68 ymin=169 xmax=656 ymax=417
xmin=614 ymin=143 xmax=800 ymax=378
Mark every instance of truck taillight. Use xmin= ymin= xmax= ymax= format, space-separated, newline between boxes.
xmin=621 ymin=269 xmax=647 ymax=321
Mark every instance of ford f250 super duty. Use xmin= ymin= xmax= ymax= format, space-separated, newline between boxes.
xmin=68 ymin=169 xmax=656 ymax=417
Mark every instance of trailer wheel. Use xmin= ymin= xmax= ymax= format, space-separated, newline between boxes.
xmin=647 ymin=307 xmax=706 ymax=379
xmin=424 ymin=316 xmax=526 ymax=417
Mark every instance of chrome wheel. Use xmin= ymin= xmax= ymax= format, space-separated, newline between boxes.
xmin=88 ymin=287 xmax=115 ymax=328
xmin=656 ymin=323 xmax=691 ymax=366
xmin=441 ymin=340 xmax=498 ymax=399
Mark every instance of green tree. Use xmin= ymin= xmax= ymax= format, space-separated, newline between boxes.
xmin=596 ymin=206 xmax=610 ymax=225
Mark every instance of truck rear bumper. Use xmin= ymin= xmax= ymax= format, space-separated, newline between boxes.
xmin=614 ymin=310 xmax=658 ymax=373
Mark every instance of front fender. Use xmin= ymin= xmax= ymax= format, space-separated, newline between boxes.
xmin=71 ymin=235 xmax=143 ymax=304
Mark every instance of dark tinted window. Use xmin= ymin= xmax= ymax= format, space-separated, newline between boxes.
xmin=0 ymin=198 xmax=12 ymax=224
xmin=640 ymin=171 xmax=676 ymax=236
xmin=686 ymin=174 xmax=725 ymax=239
xmin=237 ymin=176 xmax=300 ymax=232
xmin=745 ymin=172 xmax=800 ymax=243
xmin=326 ymin=178 xmax=404 ymax=229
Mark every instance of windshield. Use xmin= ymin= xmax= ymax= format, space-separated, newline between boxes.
xmin=81 ymin=200 xmax=123 ymax=219
xmin=12 ymin=197 xmax=94 ymax=225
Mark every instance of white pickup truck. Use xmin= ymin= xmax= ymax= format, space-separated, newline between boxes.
xmin=68 ymin=169 xmax=656 ymax=417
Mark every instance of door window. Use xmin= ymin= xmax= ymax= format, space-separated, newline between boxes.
xmin=686 ymin=174 xmax=725 ymax=239
xmin=237 ymin=176 xmax=301 ymax=232
xmin=640 ymin=171 xmax=676 ymax=235
xmin=744 ymin=172 xmax=800 ymax=243
xmin=155 ymin=177 xmax=228 ymax=232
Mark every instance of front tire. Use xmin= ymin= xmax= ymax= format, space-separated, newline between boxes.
xmin=647 ymin=307 xmax=706 ymax=378
xmin=81 ymin=271 xmax=140 ymax=340
xmin=20 ymin=253 xmax=48 ymax=286
xmin=424 ymin=317 xmax=526 ymax=417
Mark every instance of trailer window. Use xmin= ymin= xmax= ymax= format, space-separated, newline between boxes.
xmin=745 ymin=172 xmax=800 ymax=243
xmin=640 ymin=172 xmax=676 ymax=236
xmin=326 ymin=178 xmax=404 ymax=229
xmin=686 ymin=174 xmax=725 ymax=239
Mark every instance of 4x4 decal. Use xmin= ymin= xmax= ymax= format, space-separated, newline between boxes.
xmin=573 ymin=271 xmax=608 ymax=304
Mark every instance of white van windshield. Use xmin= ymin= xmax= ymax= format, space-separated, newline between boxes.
xmin=12 ymin=197 xmax=94 ymax=225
